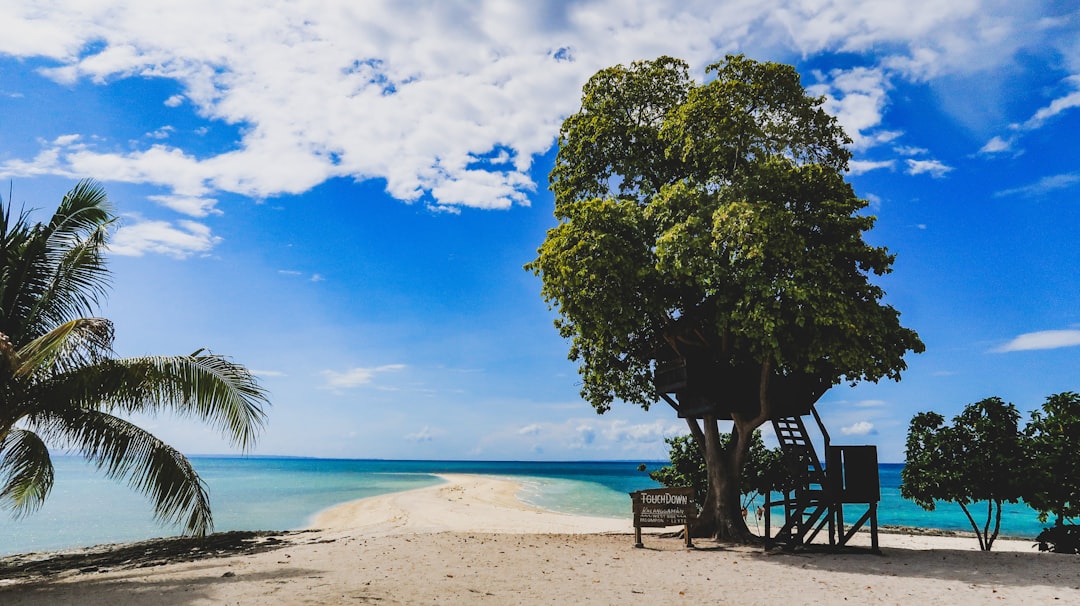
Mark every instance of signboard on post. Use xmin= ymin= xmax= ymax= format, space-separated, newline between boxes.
xmin=629 ymin=487 xmax=697 ymax=548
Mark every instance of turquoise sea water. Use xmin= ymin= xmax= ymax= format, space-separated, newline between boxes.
xmin=0 ymin=457 xmax=1049 ymax=556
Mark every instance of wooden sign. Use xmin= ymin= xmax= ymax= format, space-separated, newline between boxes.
xmin=629 ymin=487 xmax=697 ymax=548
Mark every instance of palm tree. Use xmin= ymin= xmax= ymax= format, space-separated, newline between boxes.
xmin=0 ymin=180 xmax=269 ymax=536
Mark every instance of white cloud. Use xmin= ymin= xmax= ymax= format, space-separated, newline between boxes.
xmin=995 ymin=173 xmax=1080 ymax=198
xmin=518 ymin=424 xmax=543 ymax=436
xmin=147 ymin=194 xmax=221 ymax=217
xmin=905 ymin=158 xmax=953 ymax=178
xmin=809 ymin=66 xmax=898 ymax=151
xmin=840 ymin=421 xmax=876 ymax=436
xmin=1019 ymin=75 xmax=1080 ymax=131
xmin=994 ymin=330 xmax=1080 ymax=353
xmin=321 ymin=364 xmax=406 ymax=389
xmin=848 ymin=159 xmax=895 ymax=175
xmin=504 ymin=417 xmax=682 ymax=453
xmin=0 ymin=1 xmax=1062 ymax=214
xmin=108 ymin=218 xmax=220 ymax=259
xmin=893 ymin=145 xmax=927 ymax=156
xmin=601 ymin=419 xmax=683 ymax=444
xmin=854 ymin=400 xmax=887 ymax=408
xmin=405 ymin=426 xmax=444 ymax=442
xmin=979 ymin=135 xmax=1013 ymax=154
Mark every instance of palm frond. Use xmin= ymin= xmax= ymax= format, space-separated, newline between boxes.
xmin=105 ymin=352 xmax=269 ymax=450
xmin=29 ymin=408 xmax=213 ymax=536
xmin=0 ymin=180 xmax=113 ymax=345
xmin=0 ymin=428 xmax=55 ymax=516
xmin=36 ymin=352 xmax=269 ymax=450
xmin=14 ymin=318 xmax=114 ymax=379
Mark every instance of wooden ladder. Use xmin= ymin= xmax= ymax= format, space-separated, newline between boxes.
xmin=768 ymin=415 xmax=833 ymax=549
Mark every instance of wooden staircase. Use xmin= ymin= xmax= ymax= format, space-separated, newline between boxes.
xmin=765 ymin=408 xmax=881 ymax=553
xmin=767 ymin=415 xmax=833 ymax=549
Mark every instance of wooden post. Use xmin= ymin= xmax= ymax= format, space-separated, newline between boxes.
xmin=634 ymin=525 xmax=643 ymax=548
xmin=684 ymin=524 xmax=693 ymax=549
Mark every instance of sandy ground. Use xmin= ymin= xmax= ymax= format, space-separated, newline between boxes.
xmin=0 ymin=474 xmax=1077 ymax=605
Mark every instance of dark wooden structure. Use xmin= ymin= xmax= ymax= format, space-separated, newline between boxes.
xmin=765 ymin=408 xmax=880 ymax=553
xmin=652 ymin=349 xmax=881 ymax=553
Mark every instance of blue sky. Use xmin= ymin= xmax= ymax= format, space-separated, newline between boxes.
xmin=1 ymin=1 xmax=1078 ymax=463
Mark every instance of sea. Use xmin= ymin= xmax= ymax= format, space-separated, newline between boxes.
xmin=0 ymin=457 xmax=1049 ymax=557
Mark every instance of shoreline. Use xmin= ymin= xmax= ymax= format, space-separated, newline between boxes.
xmin=1 ymin=474 xmax=1075 ymax=604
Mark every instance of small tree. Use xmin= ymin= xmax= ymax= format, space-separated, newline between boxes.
xmin=901 ymin=397 xmax=1027 ymax=551
xmin=1025 ymin=392 xmax=1080 ymax=527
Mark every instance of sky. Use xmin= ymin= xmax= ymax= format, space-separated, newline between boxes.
xmin=0 ymin=1 xmax=1078 ymax=463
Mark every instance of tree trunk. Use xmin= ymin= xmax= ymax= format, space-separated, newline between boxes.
xmin=692 ymin=416 xmax=755 ymax=543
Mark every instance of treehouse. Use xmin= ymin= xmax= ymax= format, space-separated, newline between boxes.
xmin=651 ymin=339 xmax=880 ymax=553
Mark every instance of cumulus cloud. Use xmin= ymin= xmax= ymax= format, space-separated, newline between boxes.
xmin=147 ymin=194 xmax=221 ymax=217
xmin=905 ymin=158 xmax=953 ymax=177
xmin=979 ymin=135 xmax=1014 ymax=155
xmin=0 ymin=0 xmax=1060 ymax=216
xmin=840 ymin=421 xmax=876 ymax=436
xmin=518 ymin=424 xmax=543 ymax=436
xmin=848 ymin=159 xmax=894 ymax=175
xmin=108 ymin=218 xmax=220 ymax=258
xmin=809 ymin=66 xmax=899 ymax=150
xmin=321 ymin=364 xmax=406 ymax=389
xmin=994 ymin=330 xmax=1080 ymax=353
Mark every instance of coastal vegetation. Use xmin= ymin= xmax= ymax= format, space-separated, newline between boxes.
xmin=528 ymin=54 xmax=923 ymax=542
xmin=902 ymin=392 xmax=1080 ymax=551
xmin=0 ymin=180 xmax=269 ymax=537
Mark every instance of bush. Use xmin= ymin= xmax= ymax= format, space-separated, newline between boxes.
xmin=1035 ymin=525 xmax=1080 ymax=554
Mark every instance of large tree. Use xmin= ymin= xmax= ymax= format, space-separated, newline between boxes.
xmin=528 ymin=55 xmax=923 ymax=542
xmin=0 ymin=180 xmax=269 ymax=537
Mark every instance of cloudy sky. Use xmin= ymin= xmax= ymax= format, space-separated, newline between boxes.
xmin=1 ymin=1 xmax=1078 ymax=463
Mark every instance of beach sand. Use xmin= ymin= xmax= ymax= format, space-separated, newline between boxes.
xmin=1 ymin=474 xmax=1078 ymax=604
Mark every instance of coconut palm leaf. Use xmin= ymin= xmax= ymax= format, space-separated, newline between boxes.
xmin=0 ymin=429 xmax=54 ymax=515
xmin=29 ymin=408 xmax=213 ymax=535
xmin=0 ymin=179 xmax=112 ymax=345
xmin=13 ymin=317 xmax=113 ymax=380
xmin=1 ymin=180 xmax=269 ymax=537
xmin=35 ymin=352 xmax=268 ymax=451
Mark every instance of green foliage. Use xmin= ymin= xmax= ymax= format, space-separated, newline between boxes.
xmin=901 ymin=397 xmax=1028 ymax=551
xmin=527 ymin=54 xmax=923 ymax=415
xmin=0 ymin=181 xmax=270 ymax=536
xmin=650 ymin=431 xmax=790 ymax=509
xmin=1035 ymin=525 xmax=1080 ymax=554
xmin=1025 ymin=392 xmax=1080 ymax=526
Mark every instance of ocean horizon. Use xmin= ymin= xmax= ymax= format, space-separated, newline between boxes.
xmin=0 ymin=456 xmax=1050 ymax=557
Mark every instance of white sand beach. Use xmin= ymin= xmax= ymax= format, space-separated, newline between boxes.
xmin=1 ymin=474 xmax=1077 ymax=605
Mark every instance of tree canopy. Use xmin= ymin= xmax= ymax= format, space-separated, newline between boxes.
xmin=0 ymin=181 xmax=270 ymax=536
xmin=528 ymin=54 xmax=923 ymax=541
xmin=528 ymin=55 xmax=922 ymax=419
xmin=1026 ymin=392 xmax=1080 ymax=526
xmin=901 ymin=397 xmax=1027 ymax=551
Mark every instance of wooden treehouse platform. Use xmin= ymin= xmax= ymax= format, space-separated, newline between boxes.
xmin=654 ymin=353 xmax=881 ymax=554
